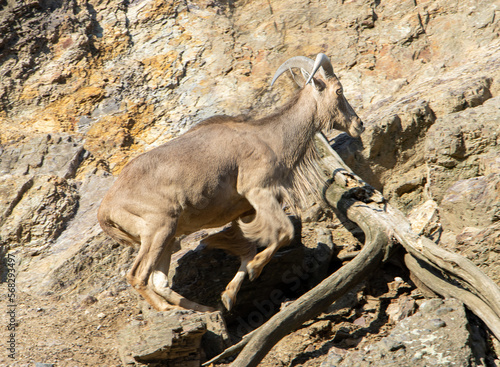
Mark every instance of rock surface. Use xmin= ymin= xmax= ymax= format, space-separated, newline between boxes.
xmin=321 ymin=298 xmax=485 ymax=367
xmin=0 ymin=174 xmax=79 ymax=249
xmin=1 ymin=0 xmax=500 ymax=365
xmin=440 ymin=173 xmax=500 ymax=234
xmin=424 ymin=96 xmax=500 ymax=204
xmin=118 ymin=313 xmax=206 ymax=366
xmin=117 ymin=310 xmax=230 ymax=366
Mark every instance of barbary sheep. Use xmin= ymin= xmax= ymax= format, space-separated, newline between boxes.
xmin=98 ymin=53 xmax=364 ymax=312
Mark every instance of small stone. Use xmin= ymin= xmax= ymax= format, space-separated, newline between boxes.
xmin=427 ymin=318 xmax=446 ymax=330
xmin=387 ymin=297 xmax=417 ymax=323
xmin=81 ymin=295 xmax=98 ymax=306
xmin=304 ymin=344 xmax=315 ymax=353
xmin=381 ymin=338 xmax=405 ymax=352
xmin=418 ymin=298 xmax=443 ymax=314
xmin=412 ymin=351 xmax=425 ymax=361
xmin=436 ymin=307 xmax=455 ymax=316
xmin=353 ymin=315 xmax=367 ymax=327
xmin=98 ymin=290 xmax=115 ymax=299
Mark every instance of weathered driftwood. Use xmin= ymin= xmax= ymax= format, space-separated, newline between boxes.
xmin=205 ymin=132 xmax=500 ymax=367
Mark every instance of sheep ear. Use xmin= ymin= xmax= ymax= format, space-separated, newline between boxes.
xmin=301 ymin=69 xmax=320 ymax=90
xmin=289 ymin=68 xmax=305 ymax=88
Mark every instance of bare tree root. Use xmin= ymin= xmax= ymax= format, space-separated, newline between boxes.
xmin=206 ymin=133 xmax=500 ymax=367
xmin=202 ymin=329 xmax=258 ymax=366
xmin=392 ymin=221 xmax=500 ymax=322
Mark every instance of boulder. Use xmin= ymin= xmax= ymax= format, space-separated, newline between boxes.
xmin=118 ymin=309 xmax=230 ymax=366
xmin=440 ymin=174 xmax=500 ymax=234
xmin=321 ymin=298 xmax=486 ymax=367
xmin=117 ymin=310 xmax=208 ymax=366
xmin=0 ymin=174 xmax=79 ymax=249
xmin=424 ymin=96 xmax=500 ymax=203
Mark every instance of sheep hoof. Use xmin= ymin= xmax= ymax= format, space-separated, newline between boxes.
xmin=247 ymin=267 xmax=257 ymax=281
xmin=221 ymin=292 xmax=234 ymax=311
xmin=247 ymin=264 xmax=263 ymax=281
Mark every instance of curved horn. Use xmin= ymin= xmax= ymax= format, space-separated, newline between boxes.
xmin=306 ymin=53 xmax=335 ymax=84
xmin=271 ymin=53 xmax=335 ymax=87
xmin=305 ymin=53 xmax=335 ymax=85
xmin=270 ymin=56 xmax=314 ymax=86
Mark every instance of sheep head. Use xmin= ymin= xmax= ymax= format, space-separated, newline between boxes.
xmin=271 ymin=53 xmax=364 ymax=138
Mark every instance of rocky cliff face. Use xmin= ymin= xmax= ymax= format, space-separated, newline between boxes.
xmin=1 ymin=0 xmax=499 ymax=365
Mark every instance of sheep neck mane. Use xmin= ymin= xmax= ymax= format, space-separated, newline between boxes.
xmin=255 ymin=90 xmax=327 ymax=214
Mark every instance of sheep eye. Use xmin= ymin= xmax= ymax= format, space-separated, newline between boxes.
xmin=336 ymin=88 xmax=343 ymax=96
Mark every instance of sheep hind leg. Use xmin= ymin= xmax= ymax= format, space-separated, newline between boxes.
xmin=241 ymin=188 xmax=295 ymax=281
xmin=126 ymin=222 xmax=177 ymax=311
xmin=150 ymin=245 xmax=216 ymax=312
xmin=128 ymin=217 xmax=214 ymax=312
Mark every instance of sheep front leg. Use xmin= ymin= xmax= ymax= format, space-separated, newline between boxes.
xmin=202 ymin=220 xmax=257 ymax=311
xmin=220 ymin=254 xmax=255 ymax=311
xmin=240 ymin=187 xmax=295 ymax=281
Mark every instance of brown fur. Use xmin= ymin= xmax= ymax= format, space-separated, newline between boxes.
xmin=97 ymin=65 xmax=363 ymax=312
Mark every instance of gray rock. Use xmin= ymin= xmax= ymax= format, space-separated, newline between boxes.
xmin=425 ymin=96 xmax=500 ymax=203
xmin=440 ymin=174 xmax=500 ymax=234
xmin=202 ymin=311 xmax=232 ymax=360
xmin=454 ymin=222 xmax=500 ymax=286
xmin=0 ymin=174 xmax=79 ymax=249
xmin=118 ymin=310 xmax=207 ymax=366
xmin=15 ymin=172 xmax=117 ymax=296
xmin=0 ymin=134 xmax=86 ymax=179
xmin=0 ymin=133 xmax=87 ymax=251
xmin=321 ymin=298 xmax=483 ymax=367
xmin=118 ymin=309 xmax=230 ymax=365
xmin=429 ymin=76 xmax=493 ymax=116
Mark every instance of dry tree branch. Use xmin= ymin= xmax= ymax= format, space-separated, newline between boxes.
xmin=318 ymin=132 xmax=500 ymax=340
